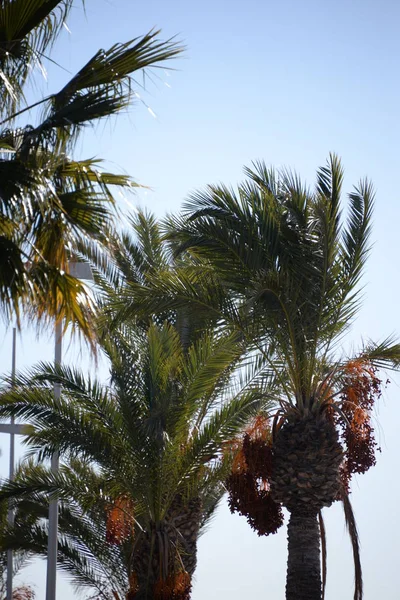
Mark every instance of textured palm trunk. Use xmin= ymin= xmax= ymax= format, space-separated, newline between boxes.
xmin=129 ymin=496 xmax=201 ymax=600
xmin=127 ymin=536 xmax=158 ymax=600
xmin=286 ymin=511 xmax=321 ymax=600
xmin=271 ymin=416 xmax=343 ymax=600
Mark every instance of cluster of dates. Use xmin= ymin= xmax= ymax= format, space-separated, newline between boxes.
xmin=226 ymin=416 xmax=284 ymax=536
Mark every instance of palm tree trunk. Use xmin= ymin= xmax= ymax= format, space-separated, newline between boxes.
xmin=286 ymin=511 xmax=321 ymax=600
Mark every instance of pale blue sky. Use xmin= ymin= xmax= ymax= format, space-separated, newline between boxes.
xmin=1 ymin=0 xmax=400 ymax=598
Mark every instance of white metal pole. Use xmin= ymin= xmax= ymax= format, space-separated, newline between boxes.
xmin=45 ymin=262 xmax=93 ymax=600
xmin=6 ymin=328 xmax=17 ymax=600
xmin=45 ymin=319 xmax=62 ymax=600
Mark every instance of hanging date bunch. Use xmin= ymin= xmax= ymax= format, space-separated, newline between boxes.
xmin=336 ymin=360 xmax=385 ymax=491
xmin=226 ymin=415 xmax=284 ymax=536
xmin=154 ymin=571 xmax=192 ymax=600
xmin=106 ymin=496 xmax=135 ymax=544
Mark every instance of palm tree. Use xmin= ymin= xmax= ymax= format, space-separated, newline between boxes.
xmin=0 ymin=0 xmax=183 ymax=340
xmin=117 ymin=155 xmax=400 ymax=600
xmin=0 ymin=317 xmax=264 ymax=599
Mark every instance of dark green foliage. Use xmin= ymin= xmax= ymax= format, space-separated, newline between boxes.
xmin=0 ymin=0 xmax=183 ymax=338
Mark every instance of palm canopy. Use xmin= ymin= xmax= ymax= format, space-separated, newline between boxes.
xmin=0 ymin=318 xmax=265 ymax=598
xmin=159 ymin=154 xmax=400 ymax=412
xmin=0 ymin=0 xmax=183 ymax=339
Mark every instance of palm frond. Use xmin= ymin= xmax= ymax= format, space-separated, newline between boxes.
xmin=175 ymin=390 xmax=262 ymax=488
xmin=355 ymin=338 xmax=400 ymax=370
xmin=0 ymin=0 xmax=77 ymax=111
xmin=16 ymin=30 xmax=183 ymax=152
xmin=26 ymin=264 xmax=98 ymax=347
xmin=55 ymin=30 xmax=182 ymax=106
xmin=342 ymin=490 xmax=363 ymax=600
xmin=341 ymin=179 xmax=374 ymax=291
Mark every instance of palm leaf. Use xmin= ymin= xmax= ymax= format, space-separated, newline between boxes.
xmin=342 ymin=491 xmax=363 ymax=600
xmin=15 ymin=30 xmax=183 ymax=152
xmin=0 ymin=0 xmax=77 ymax=111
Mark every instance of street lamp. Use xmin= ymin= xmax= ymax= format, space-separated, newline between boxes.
xmin=46 ymin=261 xmax=94 ymax=600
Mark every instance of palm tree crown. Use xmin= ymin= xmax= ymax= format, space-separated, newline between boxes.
xmin=0 ymin=0 xmax=183 ymax=341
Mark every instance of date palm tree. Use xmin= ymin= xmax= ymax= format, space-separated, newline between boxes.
xmin=0 ymin=0 xmax=182 ymax=341
xmin=0 ymin=207 xmax=269 ymax=599
xmin=0 ymin=317 xmax=264 ymax=599
xmin=120 ymin=155 xmax=400 ymax=600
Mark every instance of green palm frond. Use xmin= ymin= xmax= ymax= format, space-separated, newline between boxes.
xmin=353 ymin=338 xmax=400 ymax=370
xmin=56 ymin=157 xmax=140 ymax=199
xmin=182 ymin=330 xmax=242 ymax=410
xmin=27 ymin=90 xmax=130 ymax=151
xmin=342 ymin=491 xmax=362 ymax=600
xmin=131 ymin=210 xmax=171 ymax=275
xmin=0 ymin=0 xmax=77 ymax=112
xmin=55 ymin=29 xmax=182 ymax=106
xmin=105 ymin=264 xmax=235 ymax=335
xmin=0 ymin=1 xmax=74 ymax=56
xmin=14 ymin=29 xmax=183 ymax=152
xmin=0 ymin=461 xmax=116 ymax=523
xmin=1 ymin=481 xmax=124 ymax=599
xmin=3 ymin=522 xmax=118 ymax=598
xmin=341 ymin=179 xmax=374 ymax=290
xmin=173 ymin=389 xmax=263 ymax=490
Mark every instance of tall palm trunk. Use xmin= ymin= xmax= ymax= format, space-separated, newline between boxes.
xmin=129 ymin=497 xmax=201 ymax=599
xmin=271 ymin=416 xmax=343 ymax=600
xmin=130 ymin=535 xmax=192 ymax=600
xmin=286 ymin=511 xmax=321 ymax=600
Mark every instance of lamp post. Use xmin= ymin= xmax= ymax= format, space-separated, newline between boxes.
xmin=44 ymin=318 xmax=62 ymax=600
xmin=6 ymin=328 xmax=16 ymax=600
xmin=45 ymin=261 xmax=93 ymax=600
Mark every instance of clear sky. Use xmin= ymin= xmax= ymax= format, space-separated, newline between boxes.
xmin=1 ymin=0 xmax=400 ymax=598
